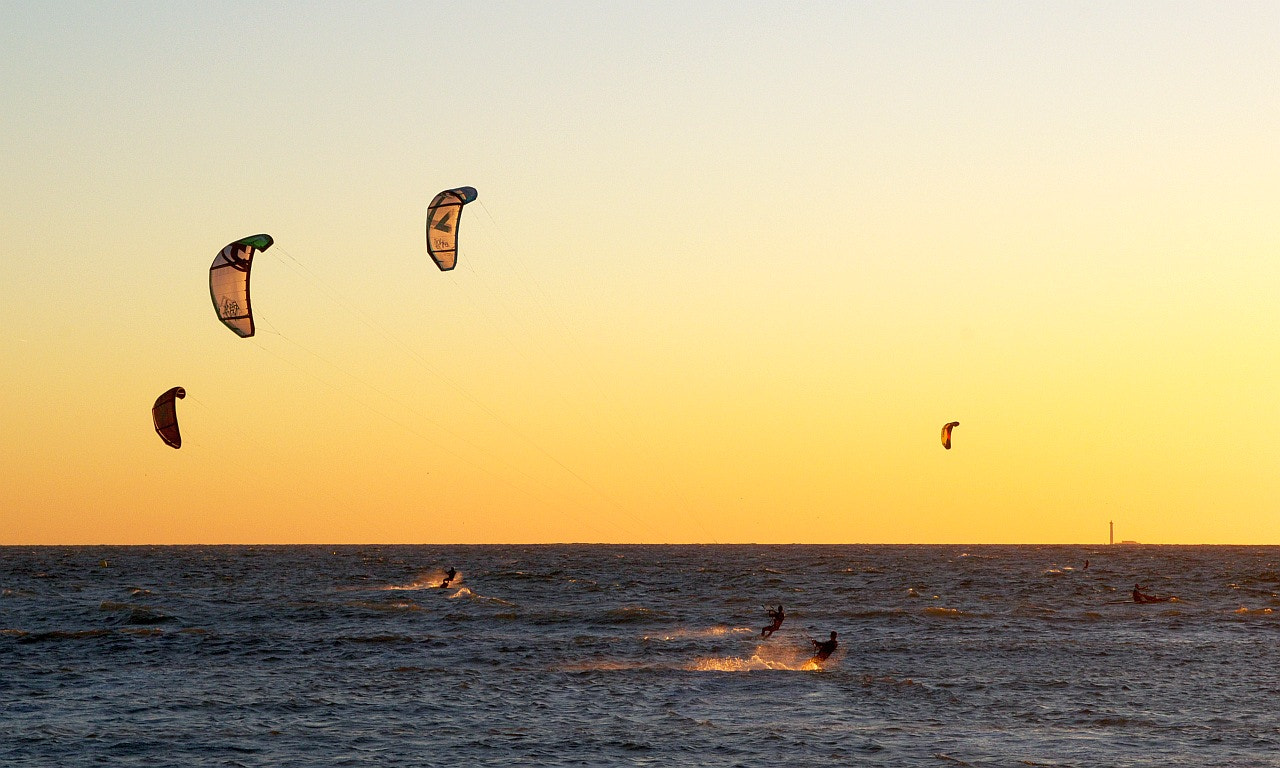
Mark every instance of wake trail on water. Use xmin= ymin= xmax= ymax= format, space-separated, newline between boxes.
xmin=379 ymin=568 xmax=461 ymax=591
xmin=642 ymin=626 xmax=754 ymax=641
xmin=689 ymin=641 xmax=829 ymax=672
xmin=552 ymin=651 xmax=825 ymax=674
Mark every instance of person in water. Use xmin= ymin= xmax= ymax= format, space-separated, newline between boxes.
xmin=1132 ymin=583 xmax=1158 ymax=603
xmin=440 ymin=567 xmax=457 ymax=589
xmin=809 ymin=631 xmax=838 ymax=664
xmin=761 ymin=604 xmax=785 ymax=638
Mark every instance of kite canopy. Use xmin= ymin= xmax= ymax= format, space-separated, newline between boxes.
xmin=152 ymin=387 xmax=186 ymax=449
xmin=209 ymin=234 xmax=273 ymax=337
xmin=941 ymin=421 xmax=959 ymax=450
xmin=425 ymin=186 xmax=478 ymax=271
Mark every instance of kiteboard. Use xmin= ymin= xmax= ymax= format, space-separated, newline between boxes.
xmin=1104 ymin=596 xmax=1176 ymax=605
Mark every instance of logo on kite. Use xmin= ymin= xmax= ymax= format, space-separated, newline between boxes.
xmin=941 ymin=421 xmax=959 ymax=450
xmin=152 ymin=387 xmax=186 ymax=449
xmin=432 ymin=212 xmax=455 ymax=234
xmin=209 ymin=234 xmax=273 ymax=338
xmin=425 ymin=186 xmax=477 ymax=271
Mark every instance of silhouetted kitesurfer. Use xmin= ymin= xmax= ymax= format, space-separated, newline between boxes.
xmin=761 ymin=604 xmax=784 ymax=638
xmin=809 ymin=631 xmax=838 ymax=665
xmin=440 ymin=568 xmax=457 ymax=589
xmin=1132 ymin=583 xmax=1165 ymax=603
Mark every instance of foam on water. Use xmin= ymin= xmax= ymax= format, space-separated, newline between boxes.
xmin=689 ymin=641 xmax=829 ymax=672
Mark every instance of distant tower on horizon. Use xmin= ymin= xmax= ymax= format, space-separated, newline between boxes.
xmin=1110 ymin=521 xmax=1114 ymax=545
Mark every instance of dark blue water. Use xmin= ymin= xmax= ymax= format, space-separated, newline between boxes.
xmin=3 ymin=545 xmax=1279 ymax=766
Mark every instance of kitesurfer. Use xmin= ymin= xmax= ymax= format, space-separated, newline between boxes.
xmin=1133 ymin=583 xmax=1158 ymax=603
xmin=761 ymin=604 xmax=785 ymax=638
xmin=809 ymin=631 xmax=838 ymax=664
xmin=440 ymin=568 xmax=457 ymax=589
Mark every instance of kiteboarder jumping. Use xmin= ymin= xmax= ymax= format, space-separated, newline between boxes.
xmin=440 ymin=568 xmax=457 ymax=589
xmin=761 ymin=604 xmax=785 ymax=638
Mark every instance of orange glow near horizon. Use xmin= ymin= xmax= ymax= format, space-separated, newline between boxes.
xmin=3 ymin=5 xmax=1279 ymax=544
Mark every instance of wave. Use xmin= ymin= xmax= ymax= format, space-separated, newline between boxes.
xmin=99 ymin=601 xmax=176 ymax=625
xmin=1087 ymin=715 xmax=1160 ymax=728
xmin=1228 ymin=583 xmax=1279 ymax=597
xmin=14 ymin=629 xmax=113 ymax=642
xmin=1042 ymin=567 xmax=1081 ymax=576
xmin=446 ymin=587 xmax=515 ymax=606
xmin=843 ymin=607 xmax=912 ymax=619
xmin=860 ymin=673 xmax=920 ymax=688
xmin=642 ymin=626 xmax=753 ymax=642
xmin=554 ymin=659 xmax=654 ymax=672
xmin=343 ymin=600 xmax=421 ymax=613
xmin=338 ymin=634 xmax=420 ymax=644
xmin=1010 ymin=603 xmax=1057 ymax=618
xmin=604 ymin=606 xmax=668 ymax=623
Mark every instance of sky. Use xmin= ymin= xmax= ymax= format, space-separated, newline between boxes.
xmin=2 ymin=2 xmax=1278 ymax=544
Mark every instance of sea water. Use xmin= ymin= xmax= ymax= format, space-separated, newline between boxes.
xmin=3 ymin=545 xmax=1279 ymax=767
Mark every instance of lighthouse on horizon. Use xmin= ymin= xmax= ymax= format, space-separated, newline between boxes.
xmin=1109 ymin=521 xmax=1114 ymax=546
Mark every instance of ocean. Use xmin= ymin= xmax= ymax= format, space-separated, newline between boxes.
xmin=3 ymin=544 xmax=1278 ymax=767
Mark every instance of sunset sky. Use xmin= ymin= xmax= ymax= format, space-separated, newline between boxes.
xmin=3 ymin=2 xmax=1278 ymax=544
